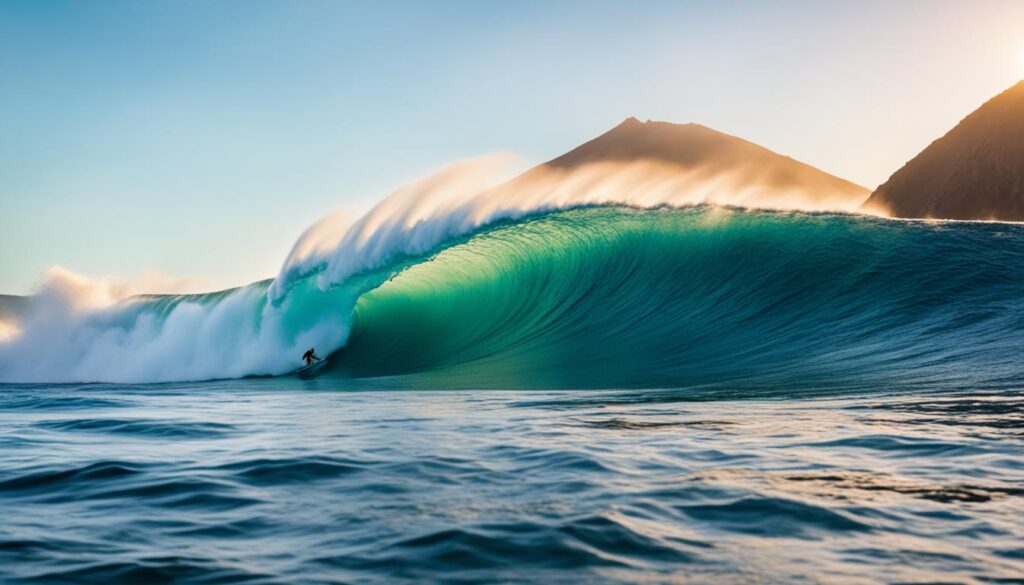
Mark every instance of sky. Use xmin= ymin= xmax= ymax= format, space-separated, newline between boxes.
xmin=2 ymin=0 xmax=1023 ymax=294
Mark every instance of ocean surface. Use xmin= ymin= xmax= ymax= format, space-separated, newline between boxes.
xmin=2 ymin=206 xmax=1023 ymax=582
xmin=0 ymin=383 xmax=1022 ymax=583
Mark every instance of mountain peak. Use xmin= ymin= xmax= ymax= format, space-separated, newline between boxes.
xmin=546 ymin=118 xmax=757 ymax=169
xmin=500 ymin=118 xmax=868 ymax=211
xmin=863 ymin=81 xmax=1024 ymax=220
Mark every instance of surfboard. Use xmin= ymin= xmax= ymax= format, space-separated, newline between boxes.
xmin=295 ymin=359 xmax=327 ymax=377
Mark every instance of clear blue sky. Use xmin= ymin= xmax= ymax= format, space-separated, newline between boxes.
xmin=2 ymin=0 xmax=1023 ymax=294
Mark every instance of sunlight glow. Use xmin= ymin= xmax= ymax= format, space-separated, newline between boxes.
xmin=0 ymin=318 xmax=20 ymax=342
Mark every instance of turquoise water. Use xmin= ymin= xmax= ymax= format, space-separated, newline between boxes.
xmin=1 ymin=206 xmax=1023 ymax=582
xmin=328 ymin=207 xmax=1024 ymax=391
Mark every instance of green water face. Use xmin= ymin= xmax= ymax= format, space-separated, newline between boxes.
xmin=324 ymin=206 xmax=1024 ymax=393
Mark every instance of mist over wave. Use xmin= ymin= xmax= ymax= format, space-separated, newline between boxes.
xmin=1 ymin=155 xmax=1020 ymax=390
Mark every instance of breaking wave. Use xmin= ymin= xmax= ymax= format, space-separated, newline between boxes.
xmin=1 ymin=157 xmax=1022 ymax=393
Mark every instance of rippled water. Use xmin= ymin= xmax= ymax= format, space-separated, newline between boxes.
xmin=1 ymin=383 xmax=1022 ymax=583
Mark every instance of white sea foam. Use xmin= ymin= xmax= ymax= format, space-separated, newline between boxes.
xmin=0 ymin=267 xmax=348 ymax=382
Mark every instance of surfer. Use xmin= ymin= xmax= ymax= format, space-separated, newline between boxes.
xmin=302 ymin=348 xmax=321 ymax=366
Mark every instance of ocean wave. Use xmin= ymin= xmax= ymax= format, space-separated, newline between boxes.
xmin=1 ymin=160 xmax=1022 ymax=389
xmin=328 ymin=206 xmax=1024 ymax=393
